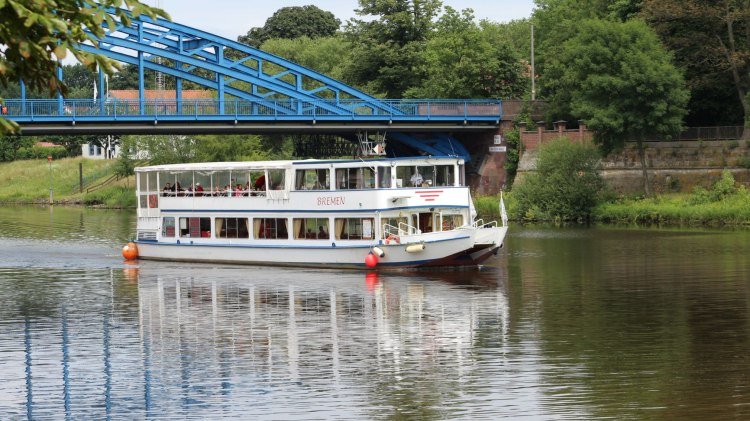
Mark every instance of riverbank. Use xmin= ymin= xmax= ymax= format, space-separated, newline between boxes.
xmin=0 ymin=157 xmax=136 ymax=207
xmin=475 ymin=189 xmax=750 ymax=226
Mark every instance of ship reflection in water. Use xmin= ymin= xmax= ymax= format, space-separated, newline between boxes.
xmin=2 ymin=264 xmax=517 ymax=419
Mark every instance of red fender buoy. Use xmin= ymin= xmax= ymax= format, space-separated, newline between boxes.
xmin=365 ymin=252 xmax=378 ymax=268
xmin=122 ymin=242 xmax=139 ymax=261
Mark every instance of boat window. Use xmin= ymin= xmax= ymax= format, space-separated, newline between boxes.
xmin=174 ymin=172 xmax=192 ymax=195
xmin=216 ymin=218 xmax=250 ymax=239
xmin=212 ymin=171 xmax=232 ymax=195
xmin=435 ymin=165 xmax=455 ymax=187
xmin=268 ymin=169 xmax=286 ymax=190
xmin=396 ymin=166 xmax=430 ymax=188
xmin=441 ymin=214 xmax=464 ymax=231
xmin=395 ymin=166 xmax=408 ymax=188
xmin=249 ymin=171 xmax=266 ymax=195
xmin=162 ymin=217 xmax=175 ymax=237
xmin=295 ymin=169 xmax=330 ymax=190
xmin=253 ymin=218 xmax=288 ymax=239
xmin=138 ymin=172 xmax=148 ymax=193
xmin=335 ymin=168 xmax=375 ymax=190
xmin=422 ymin=166 xmax=436 ymax=187
xmin=293 ymin=218 xmax=330 ymax=240
xmin=334 ymin=218 xmax=375 ymax=240
xmin=382 ymin=217 xmax=408 ymax=237
xmin=378 ymin=167 xmax=392 ymax=188
xmin=459 ymin=164 xmax=465 ymax=186
xmin=159 ymin=171 xmax=176 ymax=196
xmin=145 ymin=171 xmax=157 ymax=193
xmin=179 ymin=217 xmax=211 ymax=238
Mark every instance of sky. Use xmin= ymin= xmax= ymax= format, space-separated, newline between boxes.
xmin=148 ymin=1 xmax=536 ymax=40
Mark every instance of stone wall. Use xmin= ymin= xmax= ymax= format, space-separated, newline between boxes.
xmin=516 ymin=138 xmax=750 ymax=194
xmin=600 ymin=140 xmax=750 ymax=194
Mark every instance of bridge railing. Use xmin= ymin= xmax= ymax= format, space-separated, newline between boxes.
xmin=1 ymin=98 xmax=502 ymax=121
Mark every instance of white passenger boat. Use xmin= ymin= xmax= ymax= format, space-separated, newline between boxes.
xmin=132 ymin=157 xmax=507 ymax=269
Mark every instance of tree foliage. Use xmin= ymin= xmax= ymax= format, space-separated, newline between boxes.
xmin=543 ymin=19 xmax=689 ymax=195
xmin=0 ymin=1 xmax=168 ymax=132
xmin=642 ymin=0 xmax=750 ymax=131
xmin=260 ymin=36 xmax=352 ymax=83
xmin=238 ymin=5 xmax=340 ymax=48
xmin=344 ymin=0 xmax=442 ymax=97
xmin=406 ymin=7 xmax=527 ymax=99
xmin=511 ymin=138 xmax=604 ymax=221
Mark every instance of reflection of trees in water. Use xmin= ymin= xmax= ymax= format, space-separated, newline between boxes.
xmin=136 ymin=271 xmax=511 ymax=418
xmin=512 ymin=228 xmax=750 ymax=419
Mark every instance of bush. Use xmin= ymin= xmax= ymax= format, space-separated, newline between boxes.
xmin=16 ymin=146 xmax=68 ymax=160
xmin=511 ymin=138 xmax=604 ymax=221
xmin=688 ymin=170 xmax=737 ymax=205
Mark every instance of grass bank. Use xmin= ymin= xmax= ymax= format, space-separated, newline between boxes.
xmin=594 ymin=194 xmax=750 ymax=226
xmin=0 ymin=157 xmax=136 ymax=207
xmin=474 ymin=190 xmax=750 ymax=227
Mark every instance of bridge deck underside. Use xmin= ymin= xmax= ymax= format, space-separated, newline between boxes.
xmin=16 ymin=120 xmax=499 ymax=135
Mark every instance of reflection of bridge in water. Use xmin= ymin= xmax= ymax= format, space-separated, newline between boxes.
xmin=6 ymin=267 xmax=511 ymax=418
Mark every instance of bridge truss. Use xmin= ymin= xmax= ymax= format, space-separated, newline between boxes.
xmin=3 ymin=7 xmax=503 ymax=161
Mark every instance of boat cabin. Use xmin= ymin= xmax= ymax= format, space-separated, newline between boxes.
xmin=134 ymin=157 xmax=470 ymax=243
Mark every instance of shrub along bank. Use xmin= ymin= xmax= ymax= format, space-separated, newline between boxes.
xmin=475 ymin=171 xmax=750 ymax=227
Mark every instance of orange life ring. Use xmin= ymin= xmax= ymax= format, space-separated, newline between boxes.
xmin=385 ymin=234 xmax=400 ymax=245
xmin=148 ymin=194 xmax=158 ymax=208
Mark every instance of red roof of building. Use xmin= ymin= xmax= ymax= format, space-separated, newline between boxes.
xmin=35 ymin=141 xmax=60 ymax=148
xmin=108 ymin=90 xmax=214 ymax=100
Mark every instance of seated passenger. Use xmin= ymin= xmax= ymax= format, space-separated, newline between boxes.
xmin=195 ymin=183 xmax=204 ymax=196
xmin=318 ymin=225 xmax=328 ymax=239
xmin=163 ymin=182 xmax=173 ymax=196
xmin=410 ymin=171 xmax=423 ymax=187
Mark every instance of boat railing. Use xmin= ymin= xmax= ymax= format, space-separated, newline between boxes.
xmin=382 ymin=223 xmax=400 ymax=238
xmin=398 ymin=221 xmax=421 ymax=235
xmin=159 ymin=189 xmax=267 ymax=198
xmin=472 ymin=219 xmax=498 ymax=229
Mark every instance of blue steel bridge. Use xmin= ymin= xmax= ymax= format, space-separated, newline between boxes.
xmin=2 ymin=7 xmax=504 ymax=162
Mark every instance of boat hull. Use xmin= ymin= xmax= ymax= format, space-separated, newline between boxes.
xmin=134 ymin=227 xmax=506 ymax=270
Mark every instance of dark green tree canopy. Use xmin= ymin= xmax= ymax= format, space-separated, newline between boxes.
xmin=406 ymin=7 xmax=527 ymax=99
xmin=544 ymin=18 xmax=689 ymax=150
xmin=642 ymin=0 xmax=750 ymax=129
xmin=344 ymin=0 xmax=442 ymax=97
xmin=238 ymin=5 xmax=340 ymax=48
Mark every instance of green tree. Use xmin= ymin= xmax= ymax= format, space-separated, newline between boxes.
xmin=544 ymin=19 xmax=689 ymax=196
xmin=642 ymin=0 xmax=750 ymax=133
xmin=194 ymin=135 xmax=285 ymax=162
xmin=344 ymin=0 xmax=442 ymax=97
xmin=121 ymin=135 xmax=197 ymax=165
xmin=0 ymin=1 xmax=168 ymax=132
xmin=259 ymin=36 xmax=352 ymax=83
xmin=511 ymin=138 xmax=604 ymax=221
xmin=405 ymin=7 xmax=527 ymax=99
xmin=239 ymin=5 xmax=341 ymax=48
xmin=0 ymin=135 xmax=33 ymax=161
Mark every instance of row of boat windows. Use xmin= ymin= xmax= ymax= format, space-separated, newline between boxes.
xmin=139 ymin=164 xmax=460 ymax=195
xmin=160 ymin=214 xmax=465 ymax=240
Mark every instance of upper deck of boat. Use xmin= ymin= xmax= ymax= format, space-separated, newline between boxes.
xmin=135 ymin=156 xmax=464 ymax=173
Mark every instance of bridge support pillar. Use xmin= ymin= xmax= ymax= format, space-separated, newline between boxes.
xmin=98 ymin=67 xmax=106 ymax=115
xmin=457 ymin=122 xmax=513 ymax=195
xmin=20 ymin=79 xmax=26 ymax=114
xmin=57 ymin=66 xmax=64 ymax=116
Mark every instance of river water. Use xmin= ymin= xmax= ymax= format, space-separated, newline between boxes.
xmin=0 ymin=206 xmax=749 ymax=419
